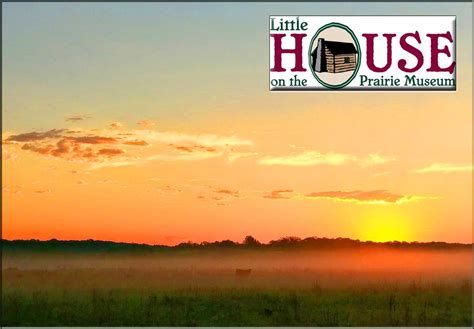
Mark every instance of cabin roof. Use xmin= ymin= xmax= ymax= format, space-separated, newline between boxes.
xmin=324 ymin=41 xmax=357 ymax=55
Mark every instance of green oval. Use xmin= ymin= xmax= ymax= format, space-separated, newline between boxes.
xmin=308 ymin=22 xmax=361 ymax=90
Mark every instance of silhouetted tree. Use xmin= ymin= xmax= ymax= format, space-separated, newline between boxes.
xmin=269 ymin=236 xmax=301 ymax=247
xmin=243 ymin=235 xmax=261 ymax=246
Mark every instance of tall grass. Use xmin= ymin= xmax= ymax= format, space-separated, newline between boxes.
xmin=2 ymin=249 xmax=471 ymax=326
xmin=2 ymin=284 xmax=471 ymax=326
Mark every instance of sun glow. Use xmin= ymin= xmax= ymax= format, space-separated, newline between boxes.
xmin=358 ymin=211 xmax=415 ymax=243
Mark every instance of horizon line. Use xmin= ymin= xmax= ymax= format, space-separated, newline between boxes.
xmin=2 ymin=235 xmax=472 ymax=248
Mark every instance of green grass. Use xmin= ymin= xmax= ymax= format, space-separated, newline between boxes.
xmin=2 ymin=250 xmax=471 ymax=326
xmin=2 ymin=286 xmax=471 ymax=326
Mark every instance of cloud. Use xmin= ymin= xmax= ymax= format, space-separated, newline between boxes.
xmin=258 ymin=151 xmax=396 ymax=167
xmin=260 ymin=188 xmax=437 ymax=205
xmin=7 ymin=126 xmax=254 ymax=169
xmin=110 ymin=122 xmax=123 ymax=129
xmin=51 ymin=138 xmax=74 ymax=156
xmin=97 ymin=148 xmax=125 ymax=157
xmin=227 ymin=152 xmax=258 ymax=163
xmin=70 ymin=136 xmax=118 ymax=144
xmin=259 ymin=151 xmax=350 ymax=166
xmin=21 ymin=143 xmax=55 ymax=155
xmin=97 ymin=179 xmax=115 ymax=184
xmin=89 ymin=151 xmax=222 ymax=170
xmin=171 ymin=144 xmax=217 ymax=153
xmin=263 ymin=189 xmax=294 ymax=199
xmin=66 ymin=116 xmax=90 ymax=122
xmin=215 ymin=189 xmax=239 ymax=197
xmin=198 ymin=146 xmax=218 ymax=153
xmin=147 ymin=151 xmax=221 ymax=162
xmin=20 ymin=139 xmax=78 ymax=158
xmin=300 ymin=190 xmax=437 ymax=205
xmin=33 ymin=189 xmax=51 ymax=194
xmin=19 ymin=136 xmax=123 ymax=160
xmin=134 ymin=130 xmax=253 ymax=147
xmin=7 ymin=128 xmax=126 ymax=162
xmin=89 ymin=160 xmax=137 ymax=170
xmin=415 ymin=163 xmax=473 ymax=173
xmin=123 ymin=140 xmax=149 ymax=146
xmin=137 ymin=120 xmax=156 ymax=128
xmin=3 ymin=185 xmax=23 ymax=195
xmin=360 ymin=153 xmax=397 ymax=167
xmin=174 ymin=145 xmax=194 ymax=153
xmin=6 ymin=129 xmax=65 ymax=142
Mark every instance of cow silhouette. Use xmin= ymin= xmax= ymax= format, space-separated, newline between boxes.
xmin=235 ymin=268 xmax=252 ymax=278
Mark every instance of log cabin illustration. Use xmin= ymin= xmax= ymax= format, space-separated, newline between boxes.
xmin=311 ymin=38 xmax=358 ymax=73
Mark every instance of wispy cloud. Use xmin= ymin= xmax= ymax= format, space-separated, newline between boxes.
xmin=263 ymin=189 xmax=294 ymax=199
xmin=133 ymin=129 xmax=253 ymax=148
xmin=89 ymin=160 xmax=138 ymax=170
xmin=258 ymin=151 xmax=395 ymax=167
xmin=123 ymin=140 xmax=149 ymax=146
xmin=110 ymin=122 xmax=123 ymax=129
xmin=360 ymin=153 xmax=397 ymax=167
xmin=299 ymin=190 xmax=438 ymax=205
xmin=66 ymin=115 xmax=90 ymax=122
xmin=6 ymin=129 xmax=65 ymax=142
xmin=260 ymin=188 xmax=437 ymax=205
xmin=33 ymin=189 xmax=51 ymax=195
xmin=89 ymin=150 xmax=222 ymax=170
xmin=259 ymin=151 xmax=351 ymax=166
xmin=147 ymin=151 xmax=222 ymax=162
xmin=227 ymin=152 xmax=258 ymax=163
xmin=5 ymin=126 xmax=254 ymax=169
xmin=21 ymin=143 xmax=55 ymax=155
xmin=68 ymin=136 xmax=118 ymax=144
xmin=170 ymin=144 xmax=217 ymax=153
xmin=415 ymin=163 xmax=473 ymax=173
xmin=215 ymin=189 xmax=239 ymax=197
xmin=97 ymin=148 xmax=125 ymax=157
xmin=137 ymin=120 xmax=156 ymax=128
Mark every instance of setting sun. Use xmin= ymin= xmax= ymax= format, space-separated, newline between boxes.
xmin=358 ymin=210 xmax=415 ymax=242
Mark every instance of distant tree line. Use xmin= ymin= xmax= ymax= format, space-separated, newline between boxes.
xmin=1 ymin=235 xmax=470 ymax=254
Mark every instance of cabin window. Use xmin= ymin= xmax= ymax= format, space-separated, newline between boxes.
xmin=344 ymin=57 xmax=350 ymax=64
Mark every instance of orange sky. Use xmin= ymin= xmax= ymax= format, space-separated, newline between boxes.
xmin=2 ymin=3 xmax=472 ymax=245
xmin=3 ymin=92 xmax=472 ymax=244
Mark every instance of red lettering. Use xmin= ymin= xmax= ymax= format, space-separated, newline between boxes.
xmin=270 ymin=33 xmax=307 ymax=72
xmin=363 ymin=33 xmax=396 ymax=72
xmin=426 ymin=32 xmax=455 ymax=73
xmin=398 ymin=31 xmax=424 ymax=73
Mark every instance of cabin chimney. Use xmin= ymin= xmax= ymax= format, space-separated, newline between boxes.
xmin=314 ymin=38 xmax=326 ymax=73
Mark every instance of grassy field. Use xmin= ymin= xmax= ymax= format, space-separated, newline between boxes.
xmin=2 ymin=284 xmax=472 ymax=326
xmin=2 ymin=247 xmax=472 ymax=326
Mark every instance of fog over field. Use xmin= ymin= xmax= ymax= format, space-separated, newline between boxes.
xmin=2 ymin=242 xmax=472 ymax=326
xmin=3 ymin=247 xmax=471 ymax=290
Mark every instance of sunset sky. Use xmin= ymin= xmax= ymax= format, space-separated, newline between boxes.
xmin=2 ymin=3 xmax=472 ymax=245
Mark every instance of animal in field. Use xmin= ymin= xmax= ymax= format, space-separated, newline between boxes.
xmin=235 ymin=268 xmax=252 ymax=278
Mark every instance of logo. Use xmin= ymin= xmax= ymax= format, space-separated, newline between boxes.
xmin=269 ymin=16 xmax=456 ymax=91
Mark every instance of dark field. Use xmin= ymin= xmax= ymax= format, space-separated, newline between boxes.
xmin=2 ymin=247 xmax=472 ymax=326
